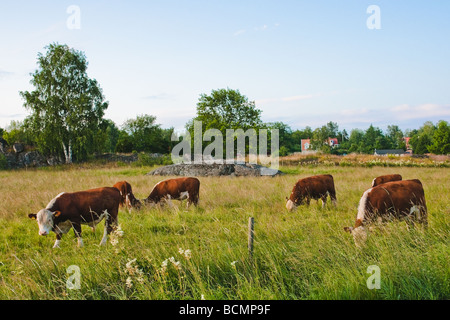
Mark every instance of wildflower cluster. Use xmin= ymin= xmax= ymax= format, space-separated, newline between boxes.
xmin=110 ymin=225 xmax=124 ymax=246
xmin=160 ymin=256 xmax=182 ymax=274
xmin=124 ymin=258 xmax=144 ymax=289
xmin=158 ymin=248 xmax=193 ymax=276
xmin=178 ymin=248 xmax=192 ymax=260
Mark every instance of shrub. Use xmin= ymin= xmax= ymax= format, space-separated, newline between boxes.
xmin=0 ymin=154 xmax=7 ymax=170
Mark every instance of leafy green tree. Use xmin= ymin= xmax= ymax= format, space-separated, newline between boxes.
xmin=428 ymin=120 xmax=450 ymax=154
xmin=386 ymin=125 xmax=405 ymax=150
xmin=115 ymin=130 xmax=134 ymax=153
xmin=186 ymin=88 xmax=263 ymax=157
xmin=2 ymin=120 xmax=34 ymax=146
xmin=348 ymin=129 xmax=364 ymax=153
xmin=265 ymin=122 xmax=295 ymax=153
xmin=122 ymin=114 xmax=173 ymax=154
xmin=311 ymin=126 xmax=331 ymax=153
xmin=326 ymin=121 xmax=339 ymax=138
xmin=409 ymin=134 xmax=431 ymax=154
xmin=409 ymin=121 xmax=436 ymax=155
xmin=310 ymin=122 xmax=339 ymax=153
xmin=188 ymin=88 xmax=262 ymax=132
xmin=20 ymin=43 xmax=108 ymax=163
xmin=363 ymin=125 xmax=388 ymax=154
xmin=103 ymin=119 xmax=120 ymax=153
xmin=290 ymin=127 xmax=312 ymax=152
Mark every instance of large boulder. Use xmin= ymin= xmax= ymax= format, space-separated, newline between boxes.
xmin=0 ymin=138 xmax=8 ymax=154
xmin=13 ymin=143 xmax=24 ymax=153
xmin=146 ymin=162 xmax=283 ymax=177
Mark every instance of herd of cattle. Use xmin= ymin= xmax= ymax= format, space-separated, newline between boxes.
xmin=28 ymin=173 xmax=427 ymax=248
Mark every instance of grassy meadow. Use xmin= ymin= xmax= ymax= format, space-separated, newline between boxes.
xmin=0 ymin=164 xmax=448 ymax=300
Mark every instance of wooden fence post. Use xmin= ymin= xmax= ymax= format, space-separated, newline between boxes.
xmin=248 ymin=217 xmax=255 ymax=258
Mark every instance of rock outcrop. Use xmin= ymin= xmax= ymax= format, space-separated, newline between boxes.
xmin=146 ymin=162 xmax=283 ymax=177
xmin=0 ymin=140 xmax=62 ymax=169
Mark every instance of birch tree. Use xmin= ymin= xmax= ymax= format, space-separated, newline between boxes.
xmin=20 ymin=43 xmax=108 ymax=163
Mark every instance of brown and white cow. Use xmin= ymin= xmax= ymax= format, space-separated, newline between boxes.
xmin=286 ymin=174 xmax=337 ymax=211
xmin=113 ymin=181 xmax=141 ymax=212
xmin=371 ymin=174 xmax=402 ymax=187
xmin=344 ymin=179 xmax=427 ymax=247
xmin=28 ymin=187 xmax=121 ymax=248
xmin=143 ymin=177 xmax=200 ymax=208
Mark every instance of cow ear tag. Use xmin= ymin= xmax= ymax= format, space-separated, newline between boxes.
xmin=54 ymin=211 xmax=62 ymax=217
xmin=29 ymin=214 xmax=37 ymax=220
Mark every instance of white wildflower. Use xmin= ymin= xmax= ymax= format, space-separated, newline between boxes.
xmin=178 ymin=248 xmax=192 ymax=260
xmin=115 ymin=225 xmax=124 ymax=237
xmin=124 ymin=258 xmax=145 ymax=285
xmin=173 ymin=260 xmax=181 ymax=271
xmin=126 ymin=258 xmax=137 ymax=274
xmin=110 ymin=237 xmax=119 ymax=246
xmin=183 ymin=249 xmax=192 ymax=260
xmin=160 ymin=259 xmax=169 ymax=274
xmin=126 ymin=277 xmax=133 ymax=289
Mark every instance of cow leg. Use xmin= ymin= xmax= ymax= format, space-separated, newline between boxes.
xmin=412 ymin=205 xmax=428 ymax=230
xmin=321 ymin=196 xmax=327 ymax=208
xmin=165 ymin=196 xmax=174 ymax=208
xmin=100 ymin=216 xmax=111 ymax=246
xmin=100 ymin=209 xmax=117 ymax=246
xmin=100 ymin=222 xmax=108 ymax=246
xmin=306 ymin=197 xmax=311 ymax=206
xmin=330 ymin=192 xmax=337 ymax=207
xmin=72 ymin=224 xmax=84 ymax=248
xmin=53 ymin=233 xmax=62 ymax=248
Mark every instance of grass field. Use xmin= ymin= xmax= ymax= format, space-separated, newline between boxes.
xmin=0 ymin=164 xmax=448 ymax=300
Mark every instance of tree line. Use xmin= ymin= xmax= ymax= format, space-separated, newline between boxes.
xmin=1 ymin=44 xmax=449 ymax=164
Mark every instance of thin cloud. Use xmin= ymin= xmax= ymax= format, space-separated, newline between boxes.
xmin=256 ymin=92 xmax=323 ymax=104
xmin=233 ymin=29 xmax=246 ymax=36
xmin=0 ymin=70 xmax=13 ymax=79
xmin=0 ymin=113 xmax=25 ymax=118
xmin=233 ymin=23 xmax=280 ymax=36
xmin=281 ymin=94 xmax=315 ymax=102
xmin=142 ymin=93 xmax=174 ymax=100
xmin=390 ymin=103 xmax=450 ymax=120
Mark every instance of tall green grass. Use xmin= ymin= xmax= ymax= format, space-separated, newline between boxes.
xmin=0 ymin=165 xmax=448 ymax=299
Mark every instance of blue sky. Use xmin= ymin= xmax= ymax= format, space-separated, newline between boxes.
xmin=0 ymin=0 xmax=449 ymax=133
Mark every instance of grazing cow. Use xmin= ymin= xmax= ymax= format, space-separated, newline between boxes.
xmin=143 ymin=177 xmax=200 ymax=208
xmin=286 ymin=174 xmax=337 ymax=211
xmin=28 ymin=187 xmax=121 ymax=248
xmin=344 ymin=179 xmax=427 ymax=247
xmin=113 ymin=181 xmax=141 ymax=212
xmin=372 ymin=174 xmax=402 ymax=187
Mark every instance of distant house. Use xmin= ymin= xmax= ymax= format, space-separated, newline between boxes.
xmin=301 ymin=138 xmax=339 ymax=153
xmin=403 ymin=137 xmax=412 ymax=154
xmin=374 ymin=149 xmax=405 ymax=156
xmin=301 ymin=139 xmax=312 ymax=153
xmin=327 ymin=138 xmax=339 ymax=147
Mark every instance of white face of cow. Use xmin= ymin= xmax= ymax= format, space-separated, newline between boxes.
xmin=286 ymin=199 xmax=297 ymax=212
xmin=346 ymin=226 xmax=368 ymax=247
xmin=29 ymin=209 xmax=60 ymax=236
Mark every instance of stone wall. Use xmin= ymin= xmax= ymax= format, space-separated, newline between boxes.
xmin=0 ymin=140 xmax=62 ymax=169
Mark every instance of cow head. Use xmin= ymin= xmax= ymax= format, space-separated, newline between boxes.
xmin=28 ymin=209 xmax=61 ymax=236
xmin=131 ymin=197 xmax=142 ymax=210
xmin=344 ymin=225 xmax=368 ymax=247
xmin=141 ymin=198 xmax=156 ymax=208
xmin=285 ymin=197 xmax=297 ymax=212
xmin=126 ymin=194 xmax=142 ymax=211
